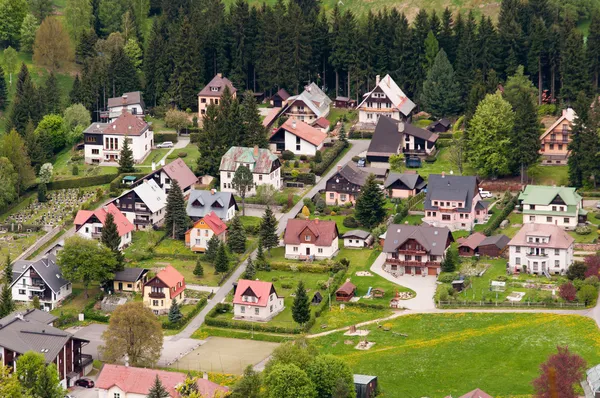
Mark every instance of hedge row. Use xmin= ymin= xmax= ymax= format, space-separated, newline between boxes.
xmin=344 ymin=301 xmax=388 ymax=310
xmin=269 ymin=261 xmax=331 ymax=273
xmin=190 ymin=133 xmax=200 ymax=143
xmin=109 ymin=172 xmax=147 ymax=191
xmin=580 ymin=191 xmax=600 ymax=197
xmin=154 ymin=132 xmax=179 ymax=143
xmin=47 ymin=173 xmax=119 ymax=191
xmin=311 ymin=140 xmax=348 ymax=175
xmin=205 ymin=304 xmax=304 ymax=334
xmin=483 ymin=195 xmax=518 ymax=236
xmin=283 ymin=172 xmax=316 ymax=185
xmin=83 ymin=294 xmax=110 ymax=323
xmin=438 ymin=132 xmax=454 ymax=139
xmin=349 ymin=131 xmax=373 ymax=139
xmin=162 ymin=297 xmax=208 ymax=330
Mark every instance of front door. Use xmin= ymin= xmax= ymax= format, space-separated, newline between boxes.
xmin=306 ymin=247 xmax=310 ymax=255
xmin=118 ymin=282 xmax=123 ymax=291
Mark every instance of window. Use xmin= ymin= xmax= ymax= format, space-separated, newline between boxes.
xmin=329 ymin=193 xmax=334 ymax=199
xmin=18 ymin=289 xmax=25 ymax=295
xmin=85 ymin=136 xmax=95 ymax=142
xmin=433 ymin=201 xmax=438 ymax=206
xmin=442 ymin=214 xmax=451 ymax=221
xmin=293 ymin=246 xmax=298 ymax=252
xmin=554 ymin=248 xmax=560 ymax=255
xmin=415 ymin=255 xmax=422 ymax=262
xmin=530 ymin=205 xmax=535 ymax=210
xmin=255 ymin=308 xmax=260 ymax=315
xmin=546 ymin=216 xmax=552 ymax=222
xmin=92 ymin=149 xmax=99 ymax=155
xmin=515 ymin=246 xmax=520 ymax=253
xmin=515 ymin=257 xmax=521 ymax=265
xmin=405 ymin=255 xmax=412 ymax=260
xmin=318 ymin=248 xmax=323 ymax=254
xmin=340 ymin=194 xmax=347 ymax=201
xmin=305 ymin=235 xmax=311 ymax=241
xmin=152 ymin=300 xmax=159 ymax=306
xmin=227 ymin=172 xmax=231 ymax=179
xmin=564 ymin=218 xmax=569 ymax=224
xmin=270 ymin=294 xmax=273 ymax=302
xmin=529 ymin=216 xmax=535 ymax=222
xmin=241 ymin=306 xmax=245 ymax=313
xmin=558 ymin=144 xmax=563 ymax=150
xmin=259 ymin=175 xmax=263 ymax=181
xmin=127 ymin=284 xmax=132 ymax=288
xmin=552 ymin=206 xmax=557 ymax=211
xmin=211 ymin=86 xmax=218 ymax=92
xmin=270 ymin=305 xmax=273 ymax=313
xmin=201 ymin=98 xmax=206 ymax=103
xmin=215 ymin=99 xmax=219 ymax=105
xmin=114 ymin=393 xmax=121 ymax=398
xmin=549 ymin=144 xmax=554 ymax=150
xmin=367 ymin=113 xmax=372 ymax=119
xmin=555 ymin=260 xmax=560 ymax=267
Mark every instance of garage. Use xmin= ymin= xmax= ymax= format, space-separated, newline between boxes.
xmin=428 ymin=267 xmax=437 ymax=276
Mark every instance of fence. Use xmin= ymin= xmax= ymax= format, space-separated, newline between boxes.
xmin=437 ymin=300 xmax=586 ymax=309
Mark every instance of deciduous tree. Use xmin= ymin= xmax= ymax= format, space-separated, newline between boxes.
xmin=307 ymin=355 xmax=354 ymax=398
xmin=63 ymin=103 xmax=91 ymax=130
xmin=33 ymin=17 xmax=73 ymax=71
xmin=164 ymin=180 xmax=189 ymax=240
xmin=532 ymin=346 xmax=586 ymax=398
xmin=38 ymin=162 xmax=53 ymax=183
xmin=2 ymin=46 xmax=17 ymax=85
xmin=0 ymin=0 xmax=27 ymax=47
xmin=232 ymin=165 xmax=253 ymax=216
xmin=64 ymin=0 xmax=92 ymax=43
xmin=0 ymin=130 xmax=35 ymax=197
xmin=355 ymin=174 xmax=386 ymax=229
xmin=559 ymin=282 xmax=577 ymax=301
xmin=292 ymin=280 xmax=310 ymax=325
xmin=264 ymin=363 xmax=316 ymax=398
xmin=16 ymin=351 xmax=65 ymax=398
xmin=227 ymin=215 xmax=247 ymax=254
xmin=0 ymin=158 xmax=17 ymax=208
xmin=230 ymin=365 xmax=261 ymax=398
xmin=164 ymin=109 xmax=189 ymax=134
xmin=19 ymin=13 xmax=37 ymax=52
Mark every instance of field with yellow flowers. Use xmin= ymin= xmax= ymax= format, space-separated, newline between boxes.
xmin=311 ymin=313 xmax=600 ymax=397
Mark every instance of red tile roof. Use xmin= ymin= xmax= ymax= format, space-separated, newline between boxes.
xmin=154 ymin=265 xmax=185 ymax=299
xmin=202 ymin=211 xmax=227 ymax=235
xmin=233 ymin=279 xmax=277 ymax=307
xmin=457 ymin=232 xmax=486 ymax=250
xmin=277 ymin=118 xmax=327 ymax=147
xmin=105 ymin=111 xmax=149 ymax=136
xmin=284 ymin=219 xmax=338 ymax=247
xmin=162 ymin=158 xmax=198 ymax=191
xmin=74 ymin=203 xmax=134 ymax=237
xmin=314 ymin=117 xmax=330 ymax=128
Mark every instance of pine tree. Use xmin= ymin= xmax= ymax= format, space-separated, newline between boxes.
xmin=528 ymin=17 xmax=547 ymax=104
xmin=0 ymin=65 xmax=7 ymax=110
xmin=193 ymin=257 xmax=204 ymax=277
xmin=292 ymin=280 xmax=310 ymax=325
xmin=37 ymin=182 xmax=47 ymax=203
xmin=241 ymin=91 xmax=268 ymax=148
xmin=438 ymin=8 xmax=455 ymax=61
xmin=338 ymin=122 xmax=347 ymax=143
xmin=118 ymin=137 xmax=134 ymax=173
xmin=0 ymin=255 xmax=15 ymax=317
xmin=567 ymin=93 xmax=589 ymax=188
xmin=8 ymin=63 xmax=39 ymax=135
xmin=144 ymin=17 xmax=170 ymax=107
xmin=169 ymin=15 xmax=202 ymax=110
xmin=227 ymin=215 xmax=247 ymax=254
xmin=205 ymin=234 xmax=220 ymax=262
xmin=108 ymin=47 xmax=140 ymax=97
xmin=164 ymin=180 xmax=189 ymax=240
xmin=255 ymin=238 xmax=270 ymax=271
xmin=497 ymin=0 xmax=523 ymax=77
xmin=214 ymin=242 xmax=229 ymax=273
xmin=43 ymin=72 xmax=61 ymax=115
xmin=424 ymin=30 xmax=439 ymax=72
xmin=355 ymin=174 xmax=386 ymax=229
xmin=589 ymin=12 xmax=600 ymax=93
xmin=168 ymin=298 xmax=183 ymax=323
xmin=560 ymin=27 xmax=589 ymax=103
xmin=476 ymin=16 xmax=499 ymax=79
xmin=421 ymin=49 xmax=461 ymax=118
xmin=259 ymin=206 xmax=279 ymax=254
xmin=101 ymin=212 xmax=124 ymax=272
xmin=454 ymin=11 xmax=477 ymax=98
xmin=244 ymin=256 xmax=256 ymax=280
xmin=69 ymin=74 xmax=82 ymax=105
xmin=147 ymin=375 xmax=170 ymax=398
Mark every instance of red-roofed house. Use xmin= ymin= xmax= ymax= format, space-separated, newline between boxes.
xmin=134 ymin=158 xmax=199 ymax=195
xmin=74 ymin=204 xmax=134 ymax=249
xmin=269 ymin=118 xmax=327 ymax=156
xmin=313 ymin=116 xmax=330 ymax=133
xmin=233 ymin=279 xmax=284 ymax=321
xmin=96 ymin=364 xmax=228 ymax=398
xmin=284 ymin=219 xmax=339 ymax=260
xmin=143 ymin=265 xmax=185 ymax=314
xmin=184 ymin=211 xmax=227 ymax=252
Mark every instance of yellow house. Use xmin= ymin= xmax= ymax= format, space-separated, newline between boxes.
xmin=185 ymin=211 xmax=227 ymax=252
xmin=143 ymin=265 xmax=185 ymax=315
xmin=112 ymin=268 xmax=149 ymax=293
xmin=540 ymin=108 xmax=576 ymax=165
xmin=197 ymin=73 xmax=237 ymax=126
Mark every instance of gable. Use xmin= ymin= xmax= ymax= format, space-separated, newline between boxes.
xmin=300 ymin=226 xmax=317 ymax=243
xmin=551 ymin=194 xmax=566 ymax=205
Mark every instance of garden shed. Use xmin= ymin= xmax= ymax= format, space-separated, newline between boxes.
xmin=354 ymin=374 xmax=378 ymax=398
xmin=335 ymin=282 xmax=356 ymax=302
xmin=372 ymin=288 xmax=385 ymax=298
xmin=311 ymin=291 xmax=323 ymax=305
xmin=478 ymin=234 xmax=510 ymax=257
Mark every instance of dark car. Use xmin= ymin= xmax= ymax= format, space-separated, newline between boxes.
xmin=75 ymin=378 xmax=95 ymax=388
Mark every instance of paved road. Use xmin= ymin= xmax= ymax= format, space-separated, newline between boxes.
xmin=173 ymin=140 xmax=370 ymax=339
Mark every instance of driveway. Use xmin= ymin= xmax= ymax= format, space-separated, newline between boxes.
xmin=370 ymin=253 xmax=437 ymax=311
xmin=66 ymin=375 xmax=97 ymax=398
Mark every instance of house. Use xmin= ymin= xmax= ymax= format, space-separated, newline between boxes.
xmin=284 ymin=219 xmax=339 ymax=260
xmin=423 ymin=174 xmax=489 ymax=231
xmin=313 ymin=116 xmax=331 ymax=133
xmin=342 ymin=230 xmax=373 ymax=248
xmin=281 ymin=83 xmax=331 ymax=125
xmin=325 ymin=163 xmax=387 ymax=206
xmin=582 ymin=363 xmax=600 ymax=398
xmin=540 ymin=108 xmax=576 ymax=165
xmin=334 ymin=96 xmax=356 ymax=109
xmin=457 ymin=232 xmax=487 ymax=257
xmin=112 ymin=268 xmax=149 ymax=293
xmin=232 ymin=279 xmax=284 ymax=321
xmin=143 ymin=265 xmax=186 ymax=315
xmin=185 ymin=211 xmax=227 ymax=252
xmin=335 ymin=281 xmax=356 ymax=301
xmin=382 ymin=224 xmax=454 ymax=276
xmin=478 ymin=235 xmax=510 ymax=258
xmin=197 ymin=73 xmax=237 ymax=125
xmin=0 ymin=309 xmax=92 ymax=388
xmin=269 ymin=118 xmax=327 ymax=156
xmin=96 ymin=364 xmax=228 ymax=398
xmin=384 ymin=172 xmax=426 ymax=198
xmin=104 ymin=91 xmax=145 ymax=122
xmin=270 ymin=88 xmax=290 ymax=107
xmin=83 ymin=111 xmax=153 ymax=164
xmin=10 ymin=254 xmax=71 ymax=311
xmin=428 ymin=118 xmax=452 ymax=133
xmin=354 ymin=374 xmax=378 ymax=398
xmin=508 ymin=223 xmax=574 ymax=275
xmin=219 ymin=146 xmax=282 ymax=196
xmin=110 ymin=179 xmax=167 ymax=230
xmin=357 ymin=74 xmax=416 ymax=125
xmin=519 ymin=185 xmax=585 ymax=230
xmin=366 ymin=116 xmax=438 ymax=168
xmin=455 ymin=388 xmax=494 ymax=398
xmin=133 ymin=158 xmax=198 ymax=195
xmin=186 ymin=189 xmax=238 ymax=222
xmin=74 ymin=203 xmax=134 ymax=249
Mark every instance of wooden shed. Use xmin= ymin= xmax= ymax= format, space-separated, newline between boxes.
xmin=335 ymin=282 xmax=356 ymax=302
xmin=478 ymin=234 xmax=510 ymax=258
xmin=335 ymin=96 xmax=356 ymax=109
xmin=354 ymin=374 xmax=378 ymax=398
xmin=372 ymin=288 xmax=385 ymax=298
xmin=457 ymin=232 xmax=486 ymax=257
xmin=427 ymin=118 xmax=452 ymax=133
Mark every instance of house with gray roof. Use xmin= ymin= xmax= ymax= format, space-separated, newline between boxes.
xmin=357 ymin=74 xmax=416 ymax=126
xmin=384 ymin=172 xmax=426 ymax=198
xmin=583 ymin=363 xmax=600 ymax=398
xmin=220 ymin=146 xmax=282 ymax=196
xmin=112 ymin=268 xmax=149 ymax=293
xmin=105 ymin=91 xmax=145 ymax=122
xmin=0 ymin=309 xmax=91 ymax=388
xmin=325 ymin=162 xmax=387 ymax=206
xmin=382 ymin=224 xmax=453 ymax=276
xmin=281 ymin=83 xmax=331 ymax=126
xmin=109 ymin=179 xmax=167 ymax=230
xmin=519 ymin=185 xmax=585 ymax=230
xmin=342 ymin=230 xmax=373 ymax=248
xmin=187 ymin=189 xmax=238 ymax=221
xmin=10 ymin=253 xmax=71 ymax=311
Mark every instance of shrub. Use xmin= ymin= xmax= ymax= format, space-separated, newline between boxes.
xmin=343 ymin=216 xmax=358 ymax=228
xmin=190 ymin=133 xmax=200 ymax=143
xmin=438 ymin=288 xmax=449 ymax=301
xmin=559 ymin=282 xmax=577 ymax=301
xmin=576 ymin=225 xmax=591 ymax=235
xmin=352 ymin=156 xmax=360 ymax=162
xmin=280 ymin=282 xmax=292 ymax=289
xmin=483 ymin=194 xmax=518 ymax=236
xmin=311 ymin=140 xmax=347 ymax=175
xmin=300 ymin=154 xmax=307 ymax=161
xmin=393 ymin=213 xmax=404 ymax=224
xmin=154 ymin=132 xmax=178 ymax=143
xmin=178 ymin=152 xmax=188 ymax=158
xmin=577 ymin=284 xmax=598 ymax=305
xmin=282 ymin=150 xmax=295 ymax=160
xmin=584 ymin=276 xmax=599 ymax=287
xmin=47 ymin=173 xmax=119 ymax=190
xmin=293 ymin=160 xmax=299 ymax=168
xmin=438 ymin=273 xmax=458 ymax=283
xmin=314 ymin=150 xmax=322 ymax=163
xmin=316 ymin=199 xmax=326 ymax=212
xmin=167 ymin=153 xmax=177 ymax=160
xmin=71 ymin=154 xmax=83 ymax=161
xmin=72 ymin=164 xmax=79 ymax=176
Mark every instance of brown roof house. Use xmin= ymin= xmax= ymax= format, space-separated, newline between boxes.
xmin=197 ymin=73 xmax=237 ymax=126
xmin=384 ymin=172 xmax=426 ymax=199
xmin=269 ymin=118 xmax=327 ymax=156
xmin=458 ymin=233 xmax=509 ymax=258
xmin=325 ymin=162 xmax=387 ymax=206
xmin=539 ymin=108 xmax=576 ymax=165
xmin=335 ymin=281 xmax=356 ymax=302
xmin=382 ymin=224 xmax=453 ymax=276
xmin=284 ymin=219 xmax=339 ymax=260
xmin=104 ymin=91 xmax=145 ymax=122
xmin=270 ymin=88 xmax=290 ymax=108
xmin=357 ymin=74 xmax=416 ymax=125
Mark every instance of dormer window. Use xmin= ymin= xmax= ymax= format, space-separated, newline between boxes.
xmin=305 ymin=235 xmax=311 ymax=242
xmin=210 ymin=86 xmax=219 ymax=92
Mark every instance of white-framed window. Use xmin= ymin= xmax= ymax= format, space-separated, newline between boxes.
xmin=241 ymin=306 xmax=245 ymax=313
xmin=305 ymin=235 xmax=311 ymax=241
xmin=555 ymin=249 xmax=560 ymax=255
xmin=329 ymin=193 xmax=334 ymax=199
xmin=318 ymin=248 xmax=323 ymax=254
xmin=515 ymin=258 xmax=521 ymax=265
xmin=255 ymin=308 xmax=259 ymax=315
xmin=18 ymin=289 xmax=25 ymax=295
xmin=555 ymin=260 xmax=560 ymax=267
xmin=515 ymin=246 xmax=520 ymax=253
xmin=293 ymin=246 xmax=298 ymax=252
xmin=114 ymin=393 xmax=121 ymax=398
xmin=259 ymin=175 xmax=263 ymax=181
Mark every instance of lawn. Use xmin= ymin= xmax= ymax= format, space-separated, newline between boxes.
xmin=309 ymin=214 xmax=368 ymax=234
xmin=416 ymin=147 xmax=474 ymax=178
xmin=50 ymin=285 xmax=101 ymax=317
xmin=140 ymin=148 xmax=171 ymax=166
xmin=52 ymin=148 xmax=119 ymax=180
xmin=146 ymin=116 xmax=175 ymax=132
xmin=532 ymin=165 xmax=569 ymax=186
xmin=128 ymin=257 xmax=222 ymax=287
xmin=124 ymin=230 xmax=166 ymax=260
xmin=311 ymin=313 xmax=600 ymax=397
xmin=171 ymin=145 xmax=200 ymax=169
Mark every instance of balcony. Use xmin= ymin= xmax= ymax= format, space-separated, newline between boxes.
xmin=386 ymin=258 xmax=439 ymax=267
xmin=134 ymin=218 xmax=151 ymax=225
xmin=148 ymin=291 xmax=165 ymax=299
xmin=27 ymin=283 xmax=46 ymax=291
xmin=397 ymin=249 xmax=426 ymax=255
xmin=91 ymin=232 xmax=102 ymax=239
xmin=526 ymin=252 xmax=548 ymax=258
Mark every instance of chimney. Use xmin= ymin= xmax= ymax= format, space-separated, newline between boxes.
xmin=253 ymin=145 xmax=259 ymax=157
xmin=314 ymin=218 xmax=319 ymax=224
xmin=441 ymin=171 xmax=445 ymax=178
xmin=397 ymin=122 xmax=404 ymax=133
xmin=217 ymin=73 xmax=223 ymax=78
xmin=113 ymin=125 xmax=116 ymax=130
xmin=292 ymin=119 xmax=296 ymax=129
xmin=211 ymin=188 xmax=216 ymax=195
xmin=376 ymin=75 xmax=380 ymax=86
xmin=337 ymin=165 xmax=342 ymax=172
xmin=152 ymin=162 xmax=156 ymax=171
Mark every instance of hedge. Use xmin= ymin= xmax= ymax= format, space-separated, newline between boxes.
xmin=282 ymin=171 xmax=316 ymax=185
xmin=580 ymin=191 xmax=600 ymax=197
xmin=312 ymin=140 xmax=348 ymax=175
xmin=109 ymin=172 xmax=147 ymax=191
xmin=204 ymin=305 xmax=304 ymax=334
xmin=344 ymin=301 xmax=388 ymax=310
xmin=190 ymin=133 xmax=200 ymax=143
xmin=438 ymin=132 xmax=454 ymax=139
xmin=154 ymin=132 xmax=179 ymax=143
xmin=483 ymin=195 xmax=518 ymax=236
xmin=162 ymin=297 xmax=208 ymax=330
xmin=349 ymin=131 xmax=373 ymax=139
xmin=47 ymin=173 xmax=119 ymax=190
xmin=269 ymin=261 xmax=331 ymax=273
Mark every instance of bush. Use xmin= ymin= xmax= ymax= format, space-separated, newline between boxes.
xmin=577 ymin=284 xmax=598 ymax=305
xmin=282 ymin=150 xmax=295 ymax=160
xmin=71 ymin=154 xmax=83 ymax=161
xmin=190 ymin=133 xmax=200 ymax=143
xmin=483 ymin=195 xmax=518 ymax=236
xmin=316 ymin=199 xmax=326 ymax=212
xmin=559 ymin=282 xmax=577 ymax=301
xmin=300 ymin=155 xmax=307 ymax=161
xmin=72 ymin=164 xmax=79 ymax=176
xmin=154 ymin=132 xmax=178 ymax=143
xmin=342 ymin=216 xmax=358 ymax=228
xmin=178 ymin=152 xmax=188 ymax=158
xmin=162 ymin=298 xmax=208 ymax=330
xmin=167 ymin=153 xmax=177 ymax=160
xmin=314 ymin=150 xmax=322 ymax=163
xmin=584 ymin=276 xmax=599 ymax=287
xmin=47 ymin=173 xmax=119 ymax=191
xmin=438 ymin=288 xmax=449 ymax=301
xmin=293 ymin=160 xmax=299 ymax=168
xmin=538 ymin=104 xmax=558 ymax=117
xmin=437 ymin=273 xmax=458 ymax=283
xmin=311 ymin=140 xmax=348 ymax=175
xmin=348 ymin=131 xmax=374 ymax=139
xmin=576 ymin=225 xmax=591 ymax=235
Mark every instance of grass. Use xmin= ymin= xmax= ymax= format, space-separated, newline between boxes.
xmin=311 ymin=313 xmax=600 ymax=397
xmin=532 ymin=165 xmax=569 ymax=186
xmin=50 ymin=285 xmax=101 ymax=316
xmin=146 ymin=116 xmax=175 ymax=132
xmin=309 ymin=214 xmax=367 ymax=234
xmin=413 ymin=118 xmax=433 ymax=128
xmin=569 ymin=229 xmax=599 ymax=243
xmin=140 ymin=148 xmax=171 ymax=166
xmin=52 ymin=148 xmax=119 ymax=180
xmin=172 ymin=145 xmax=200 ymax=169
xmin=192 ymin=326 xmax=294 ymax=343
xmin=239 ymin=215 xmax=261 ymax=229
xmin=0 ymin=231 xmax=45 ymax=259
xmin=26 ymin=228 xmax=66 ymax=259
xmin=415 ymin=147 xmax=474 ymax=178
xmin=129 ymin=257 xmax=222 ymax=287
xmin=124 ymin=230 xmax=166 ymax=258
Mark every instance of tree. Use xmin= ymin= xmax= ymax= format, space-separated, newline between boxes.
xmin=169 ymin=15 xmax=202 ymax=111
xmin=265 ymin=363 xmax=316 ymax=398
xmin=2 ymin=46 xmax=17 ymax=85
xmin=232 ymin=165 xmax=254 ymax=216
xmin=118 ymin=136 xmax=134 ymax=173
xmin=35 ymin=114 xmax=66 ymax=156
xmin=64 ymin=0 xmax=92 ymax=43
xmin=0 ymin=254 xmax=15 ymax=317
xmin=31 ymin=294 xmax=40 ymax=309
xmin=31 ymin=360 xmax=64 ymax=398
xmin=231 ymin=365 xmax=261 ymax=398
xmin=228 ymin=215 xmax=247 ymax=254
xmin=244 ymin=256 xmax=256 ymax=280
xmin=214 ymin=242 xmax=229 ymax=273
xmin=0 ymin=130 xmax=34 ymax=197
xmin=101 ymin=212 xmax=124 ymax=271
xmin=259 ymin=206 xmax=279 ymax=253
xmin=421 ymin=49 xmax=461 ymax=118
xmin=567 ymin=262 xmax=587 ymax=280
xmin=8 ymin=63 xmax=38 ymax=134
xmin=532 ymin=346 xmax=587 ymax=398
xmin=292 ymin=280 xmax=310 ymax=325
xmin=559 ymin=282 xmax=577 ymax=302
xmin=147 ymin=375 xmax=170 ymax=398
xmin=424 ymin=30 xmax=439 ymax=72
xmin=33 ymin=17 xmax=73 ymax=71
xmin=0 ymin=0 xmax=27 ymax=47
xmin=448 ymin=131 xmax=466 ymax=175
xmin=0 ymin=364 xmax=22 ymax=398
xmin=57 ymin=236 xmax=116 ymax=298
xmin=241 ymin=91 xmax=268 ymax=148
xmin=205 ymin=234 xmax=220 ymax=262
xmin=0 ymin=64 xmax=7 ymax=110
xmin=63 ymin=103 xmax=91 ymax=130
xmin=43 ymin=71 xmax=61 ymax=115
xmin=0 ymin=158 xmax=17 ymax=208
xmin=389 ymin=153 xmax=404 ymax=172
xmin=338 ymin=123 xmax=347 ymax=143
xmin=123 ymin=38 xmax=142 ymax=71
xmin=164 ymin=180 xmax=189 ymax=240
xmin=578 ymin=285 xmax=597 ymax=306
xmin=37 ymin=182 xmax=47 ymax=202
xmin=441 ymin=246 xmax=458 ymax=272
xmin=467 ymin=92 xmax=515 ymax=177
xmin=28 ymin=0 xmax=52 ymax=21
xmin=38 ymin=162 xmax=53 ymax=183
xmin=255 ymin=238 xmax=270 ymax=271
xmin=193 ymin=257 xmax=204 ymax=278
xmin=176 ymin=373 xmax=199 ymax=397
xmin=307 ymin=355 xmax=354 ymax=398
xmin=168 ymin=298 xmax=183 ymax=323
xmin=164 ymin=109 xmax=189 ymax=135
xmin=19 ymin=13 xmax=37 ymax=52
xmin=355 ymin=174 xmax=386 ymax=229
xmin=100 ymin=301 xmax=162 ymax=367
xmin=560 ymin=28 xmax=589 ymax=103
xmin=16 ymin=351 xmax=65 ymax=398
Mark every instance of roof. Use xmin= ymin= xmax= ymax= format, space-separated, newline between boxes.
xmin=508 ymin=223 xmax=574 ymax=249
xmin=367 ymin=116 xmax=437 ymax=158
xmin=187 ymin=211 xmax=227 ymax=236
xmin=113 ymin=268 xmax=148 ymax=283
xmin=519 ymin=185 xmax=581 ymax=206
xmin=283 ymin=83 xmax=331 ymax=120
xmin=273 ymin=88 xmax=290 ymax=100
xmin=336 ymin=281 xmax=356 ymax=295
xmin=540 ymin=108 xmax=576 ymax=140
xmin=11 ymin=253 xmax=69 ymax=294
xmin=329 ymin=162 xmax=372 ymax=187
xmin=233 ymin=279 xmax=278 ymax=307
xmin=314 ymin=117 xmax=330 ymax=128
xmin=458 ymin=232 xmax=487 ymax=250
xmin=107 ymin=91 xmax=144 ymax=108
xmin=85 ymin=111 xmax=149 ymax=136
xmin=276 ymin=118 xmax=327 ymax=147
xmin=159 ymin=158 xmax=198 ymax=191
xmin=129 ymin=179 xmax=167 ymax=213
xmin=353 ymin=374 xmax=377 ymax=385
xmin=284 ymin=219 xmax=339 ymax=247
xmin=262 ymin=107 xmax=283 ymax=128
xmin=357 ymin=74 xmax=416 ymax=116
xmin=586 ymin=364 xmax=600 ymax=395
xmin=459 ymin=388 xmax=493 ymax=398
xmin=122 ymin=175 xmax=137 ymax=181
xmin=219 ymin=146 xmax=279 ymax=174
xmin=153 ymin=265 xmax=185 ymax=299
xmin=384 ymin=172 xmax=425 ymax=190
xmin=74 ymin=203 xmax=134 ymax=237
xmin=198 ymin=73 xmax=237 ymax=97
xmin=425 ymin=174 xmax=479 ymax=214
xmin=186 ymin=189 xmax=238 ymax=220
xmin=342 ymin=230 xmax=372 ymax=239
xmin=480 ymin=234 xmax=510 ymax=249
xmin=383 ymin=224 xmax=453 ymax=256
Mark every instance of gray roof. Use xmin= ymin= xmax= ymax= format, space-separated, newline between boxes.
xmin=11 ymin=253 xmax=69 ymax=294
xmin=384 ymin=172 xmax=425 ymax=190
xmin=337 ymin=163 xmax=369 ymax=186
xmin=114 ymin=268 xmax=148 ymax=283
xmin=187 ymin=190 xmax=238 ymax=220
xmin=354 ymin=374 xmax=377 ymax=385
xmin=284 ymin=83 xmax=331 ymax=119
xmin=425 ymin=174 xmax=479 ymax=214
xmin=585 ymin=364 xmax=600 ymax=396
xmin=0 ymin=308 xmax=56 ymax=326
xmin=107 ymin=91 xmax=144 ymax=108
xmin=124 ymin=179 xmax=167 ymax=213
xmin=480 ymin=234 xmax=510 ymax=249
xmin=383 ymin=224 xmax=452 ymax=256
xmin=342 ymin=230 xmax=372 ymax=239
xmin=367 ymin=116 xmax=438 ymax=158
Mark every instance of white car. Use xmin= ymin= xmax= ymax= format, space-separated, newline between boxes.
xmin=156 ymin=141 xmax=173 ymax=148
xmin=479 ymin=187 xmax=492 ymax=199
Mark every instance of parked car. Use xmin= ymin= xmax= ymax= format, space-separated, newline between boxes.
xmin=479 ymin=187 xmax=493 ymax=199
xmin=74 ymin=378 xmax=95 ymax=388
xmin=596 ymin=201 xmax=600 ymax=209
xmin=357 ymin=157 xmax=366 ymax=167
xmin=157 ymin=141 xmax=173 ymax=148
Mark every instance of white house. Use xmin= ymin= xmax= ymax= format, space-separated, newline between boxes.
xmin=233 ymin=279 xmax=284 ymax=322
xmin=84 ymin=111 xmax=153 ymax=164
xmin=281 ymin=82 xmax=331 ymax=125
xmin=507 ymin=223 xmax=575 ymax=275
xmin=357 ymin=74 xmax=416 ymax=125
xmin=342 ymin=230 xmax=373 ymax=248
xmin=134 ymin=158 xmax=199 ymax=196
xmin=105 ymin=91 xmax=145 ymax=122
xmin=109 ymin=179 xmax=167 ymax=230
xmin=283 ymin=219 xmax=339 ymax=260
xmin=10 ymin=254 xmax=72 ymax=311
xmin=74 ymin=203 xmax=134 ymax=249
xmin=185 ymin=211 xmax=227 ymax=252
xmin=519 ymin=185 xmax=585 ymax=230
xmin=269 ymin=118 xmax=327 ymax=156
xmin=219 ymin=146 xmax=282 ymax=196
